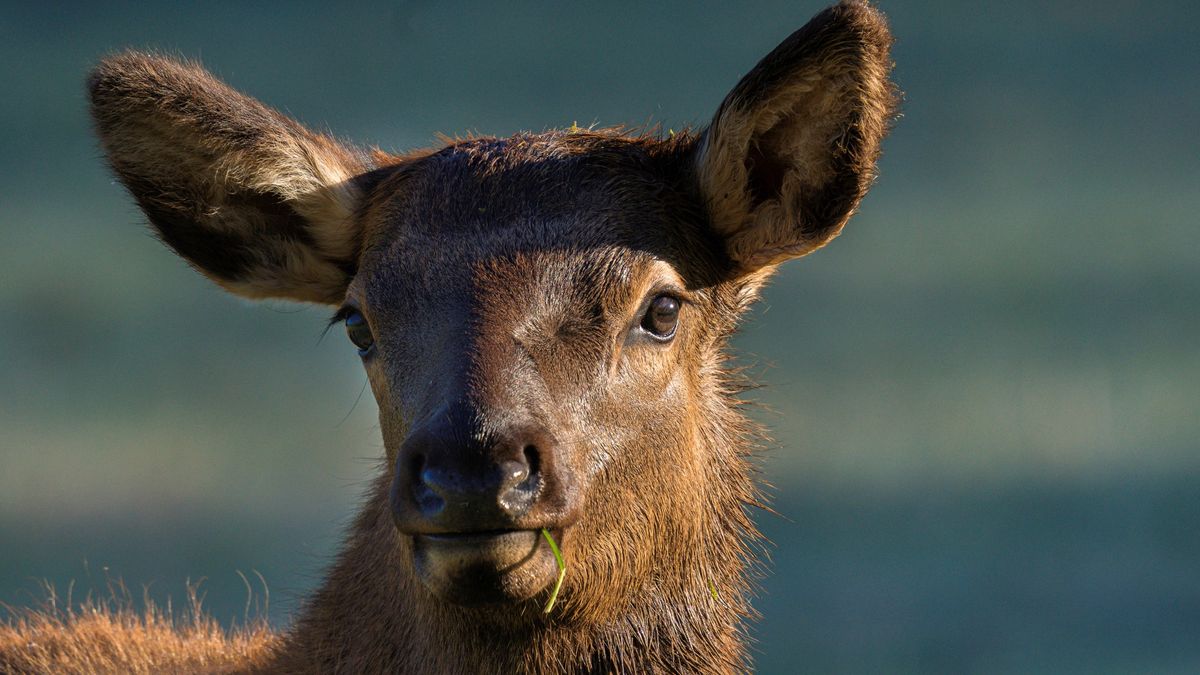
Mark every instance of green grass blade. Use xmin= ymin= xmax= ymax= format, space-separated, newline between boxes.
xmin=541 ymin=528 xmax=566 ymax=614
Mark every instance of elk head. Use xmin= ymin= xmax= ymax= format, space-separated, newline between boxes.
xmin=89 ymin=1 xmax=895 ymax=621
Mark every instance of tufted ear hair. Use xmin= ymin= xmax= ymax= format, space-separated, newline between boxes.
xmin=695 ymin=1 xmax=897 ymax=274
xmin=89 ymin=52 xmax=374 ymax=304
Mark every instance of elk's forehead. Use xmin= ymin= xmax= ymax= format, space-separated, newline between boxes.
xmin=360 ymin=132 xmax=705 ymax=260
xmin=352 ymin=132 xmax=709 ymax=310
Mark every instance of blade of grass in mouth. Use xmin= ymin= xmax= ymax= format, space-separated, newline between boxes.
xmin=541 ymin=528 xmax=566 ymax=614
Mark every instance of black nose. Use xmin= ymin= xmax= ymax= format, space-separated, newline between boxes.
xmin=390 ymin=402 xmax=558 ymax=534
xmin=414 ymin=436 xmax=539 ymax=520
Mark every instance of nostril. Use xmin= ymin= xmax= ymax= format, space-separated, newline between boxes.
xmin=498 ymin=459 xmax=529 ymax=489
xmin=411 ymin=453 xmax=446 ymax=516
xmin=506 ymin=456 xmax=530 ymax=482
xmin=494 ymin=441 xmax=539 ymax=517
xmin=407 ymin=452 xmax=425 ymax=482
xmin=522 ymin=444 xmax=540 ymax=483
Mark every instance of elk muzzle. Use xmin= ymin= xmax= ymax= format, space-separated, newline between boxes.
xmin=389 ymin=400 xmax=580 ymax=604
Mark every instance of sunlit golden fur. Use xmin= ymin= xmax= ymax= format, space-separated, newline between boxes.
xmin=0 ymin=588 xmax=277 ymax=674
xmin=4 ymin=2 xmax=896 ymax=672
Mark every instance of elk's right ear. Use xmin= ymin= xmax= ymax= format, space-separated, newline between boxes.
xmin=89 ymin=52 xmax=372 ymax=305
xmin=695 ymin=1 xmax=897 ymax=276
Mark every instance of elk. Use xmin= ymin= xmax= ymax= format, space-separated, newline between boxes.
xmin=1 ymin=2 xmax=895 ymax=672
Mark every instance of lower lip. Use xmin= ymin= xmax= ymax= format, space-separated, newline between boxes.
xmin=410 ymin=530 xmax=559 ymax=604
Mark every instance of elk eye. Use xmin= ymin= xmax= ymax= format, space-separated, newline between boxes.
xmin=640 ymin=295 xmax=680 ymax=340
xmin=344 ymin=311 xmax=375 ymax=355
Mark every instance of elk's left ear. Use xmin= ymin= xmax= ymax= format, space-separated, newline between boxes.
xmin=695 ymin=1 xmax=897 ymax=273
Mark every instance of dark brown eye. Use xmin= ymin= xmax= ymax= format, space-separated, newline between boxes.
xmin=344 ymin=310 xmax=375 ymax=355
xmin=640 ymin=295 xmax=680 ymax=340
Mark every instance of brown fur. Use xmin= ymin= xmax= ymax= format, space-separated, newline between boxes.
xmin=3 ymin=2 xmax=896 ymax=672
xmin=697 ymin=1 xmax=897 ymax=270
xmin=87 ymin=51 xmax=370 ymax=303
xmin=0 ymin=589 xmax=277 ymax=674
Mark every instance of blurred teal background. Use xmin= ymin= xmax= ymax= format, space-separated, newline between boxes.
xmin=2 ymin=2 xmax=1199 ymax=672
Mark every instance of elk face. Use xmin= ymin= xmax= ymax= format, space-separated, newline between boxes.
xmin=89 ymin=2 xmax=894 ymax=614
xmin=342 ymin=134 xmax=729 ymax=605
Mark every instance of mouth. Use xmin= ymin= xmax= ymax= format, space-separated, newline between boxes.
xmin=410 ymin=529 xmax=561 ymax=605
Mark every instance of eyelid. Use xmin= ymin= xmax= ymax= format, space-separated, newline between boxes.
xmin=641 ymin=284 xmax=690 ymax=311
xmin=328 ymin=305 xmax=358 ymax=328
xmin=661 ymin=286 xmax=691 ymax=304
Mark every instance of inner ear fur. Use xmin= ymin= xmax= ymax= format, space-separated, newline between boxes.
xmin=696 ymin=1 xmax=898 ymax=273
xmin=88 ymin=52 xmax=372 ymax=304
